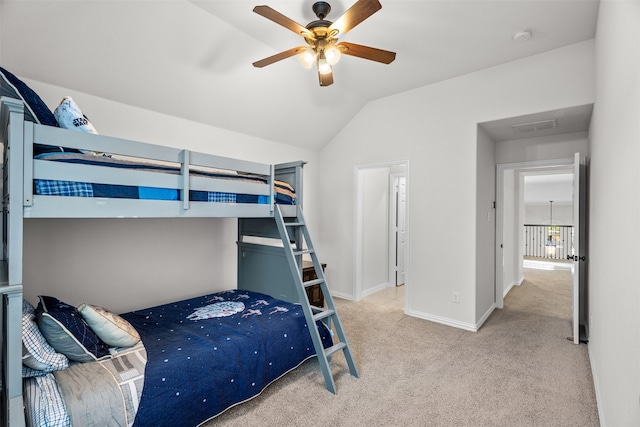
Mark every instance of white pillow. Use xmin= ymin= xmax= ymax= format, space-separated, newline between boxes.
xmin=53 ymin=96 xmax=98 ymax=135
xmin=78 ymin=304 xmax=140 ymax=347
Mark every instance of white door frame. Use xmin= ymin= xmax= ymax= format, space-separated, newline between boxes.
xmin=571 ymin=153 xmax=588 ymax=344
xmin=495 ymin=157 xmax=574 ymax=308
xmin=354 ymin=161 xmax=410 ymax=307
xmin=389 ymin=173 xmax=407 ymax=287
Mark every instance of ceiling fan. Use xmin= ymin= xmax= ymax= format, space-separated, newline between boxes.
xmin=252 ymin=0 xmax=396 ymax=87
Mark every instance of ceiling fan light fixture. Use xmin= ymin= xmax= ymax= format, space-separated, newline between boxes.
xmin=317 ymin=54 xmax=332 ymax=75
xmin=299 ymin=47 xmax=316 ymax=69
xmin=324 ymin=44 xmax=341 ymax=65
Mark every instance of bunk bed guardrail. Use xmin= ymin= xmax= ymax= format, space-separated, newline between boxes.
xmin=1 ymin=96 xmax=304 ymax=221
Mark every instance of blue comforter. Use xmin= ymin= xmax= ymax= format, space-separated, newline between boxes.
xmin=121 ymin=290 xmax=331 ymax=426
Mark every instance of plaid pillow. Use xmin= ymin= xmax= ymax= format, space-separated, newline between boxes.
xmin=22 ymin=300 xmax=69 ymax=377
xmin=36 ymin=296 xmax=110 ymax=362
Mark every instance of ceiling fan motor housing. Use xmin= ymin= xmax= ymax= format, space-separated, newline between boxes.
xmin=307 ymin=2 xmax=334 ymax=39
xmin=312 ymin=2 xmax=331 ymax=20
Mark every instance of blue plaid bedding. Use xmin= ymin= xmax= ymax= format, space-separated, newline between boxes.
xmin=35 ymin=180 xmax=94 ymax=197
xmin=33 ymin=153 xmax=296 ymax=205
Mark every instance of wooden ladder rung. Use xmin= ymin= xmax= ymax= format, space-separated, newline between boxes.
xmin=313 ymin=309 xmax=335 ymax=322
xmin=324 ymin=342 xmax=347 ymax=357
xmin=303 ymin=278 xmax=324 ymax=288
xmin=293 ymin=249 xmax=314 ymax=256
xmin=285 ymin=221 xmax=304 ymax=227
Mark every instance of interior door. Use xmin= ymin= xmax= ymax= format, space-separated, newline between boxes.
xmin=571 ymin=153 xmax=588 ymax=344
xmin=396 ymin=176 xmax=407 ymax=286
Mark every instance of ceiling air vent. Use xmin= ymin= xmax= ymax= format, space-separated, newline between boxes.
xmin=512 ymin=119 xmax=557 ymax=134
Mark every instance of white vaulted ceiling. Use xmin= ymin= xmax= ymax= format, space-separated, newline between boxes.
xmin=0 ymin=0 xmax=599 ymax=151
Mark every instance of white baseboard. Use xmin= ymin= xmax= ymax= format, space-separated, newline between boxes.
xmin=334 ymin=292 xmax=494 ymax=333
xmin=406 ymin=308 xmax=479 ymax=332
xmin=588 ymin=346 xmax=606 ymax=427
xmin=503 ymin=277 xmax=525 ymax=298
xmin=476 ymin=304 xmax=496 ymax=330
xmin=361 ymin=282 xmax=390 ymax=298
xmin=503 ymin=282 xmax=515 ymax=298
xmin=329 ymin=290 xmax=355 ymax=301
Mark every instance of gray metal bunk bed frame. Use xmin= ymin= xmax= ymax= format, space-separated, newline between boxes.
xmin=0 ymin=97 xmax=357 ymax=426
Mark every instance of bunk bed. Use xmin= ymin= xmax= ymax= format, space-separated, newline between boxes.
xmin=0 ymin=71 xmax=357 ymax=427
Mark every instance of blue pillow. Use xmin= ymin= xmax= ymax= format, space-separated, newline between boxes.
xmin=36 ymin=296 xmax=110 ymax=362
xmin=0 ymin=66 xmax=58 ymax=126
xmin=0 ymin=66 xmax=82 ymax=155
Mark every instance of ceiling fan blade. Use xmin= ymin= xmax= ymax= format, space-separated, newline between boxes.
xmin=337 ymin=42 xmax=396 ymax=64
xmin=253 ymin=46 xmax=306 ymax=68
xmin=318 ymin=70 xmax=334 ymax=87
xmin=329 ymin=0 xmax=382 ymax=35
xmin=253 ymin=5 xmax=315 ymax=39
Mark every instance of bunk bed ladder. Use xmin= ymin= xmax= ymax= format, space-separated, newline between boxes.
xmin=274 ymin=205 xmax=359 ymax=394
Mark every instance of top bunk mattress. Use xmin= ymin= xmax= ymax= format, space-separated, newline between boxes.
xmin=33 ymin=152 xmax=296 ymax=205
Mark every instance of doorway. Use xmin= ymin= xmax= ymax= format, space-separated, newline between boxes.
xmin=354 ymin=161 xmax=409 ymax=310
xmin=514 ymin=168 xmax=574 ymax=322
xmin=496 ymin=156 xmax=588 ymax=343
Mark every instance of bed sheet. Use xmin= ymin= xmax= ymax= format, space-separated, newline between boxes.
xmin=33 ymin=152 xmax=296 ymax=205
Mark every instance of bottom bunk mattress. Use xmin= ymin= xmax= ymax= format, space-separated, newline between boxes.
xmin=24 ymin=290 xmax=332 ymax=427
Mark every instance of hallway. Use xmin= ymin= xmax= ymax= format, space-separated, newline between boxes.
xmin=508 ymin=258 xmax=573 ymax=320
xmin=362 ymin=285 xmax=405 ymax=310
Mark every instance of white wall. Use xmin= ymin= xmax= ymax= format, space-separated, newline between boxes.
xmin=475 ymin=126 xmax=496 ymax=324
xmin=588 ymin=2 xmax=640 ymax=426
xmin=320 ymin=40 xmax=595 ymax=330
xmin=361 ymin=167 xmax=389 ymax=294
xmin=20 ymin=80 xmax=321 ymax=313
xmin=495 ymin=131 xmax=588 ymax=164
xmin=525 ymin=203 xmax=573 ymax=225
xmin=501 ymin=169 xmax=518 ymax=296
xmin=0 ymin=1 xmax=3 ymax=64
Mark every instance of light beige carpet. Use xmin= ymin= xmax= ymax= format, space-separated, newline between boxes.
xmin=206 ymin=266 xmax=599 ymax=426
